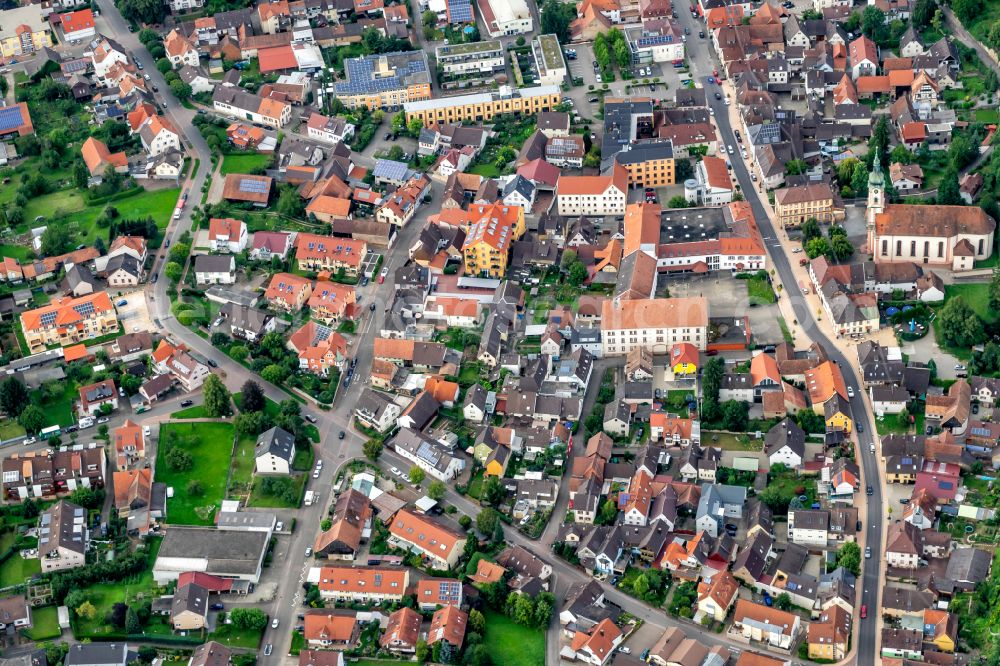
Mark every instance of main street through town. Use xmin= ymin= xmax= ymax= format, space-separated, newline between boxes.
xmin=88 ymin=0 xmax=883 ymax=660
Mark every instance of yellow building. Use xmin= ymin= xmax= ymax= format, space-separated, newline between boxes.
xmin=483 ymin=445 xmax=510 ymax=478
xmin=333 ymin=52 xmax=432 ymax=110
xmin=454 ymin=203 xmax=526 ymax=278
xmin=20 ymin=292 xmax=119 ymax=353
xmin=0 ymin=6 xmax=53 ymax=59
xmin=774 ymin=182 xmax=845 ymax=227
xmin=923 ymin=610 xmax=957 ymax=653
xmin=824 ymin=396 xmax=853 ymax=434
xmin=404 ymin=85 xmax=561 ymax=126
xmin=807 ymin=607 xmax=851 ymax=662
xmin=669 ymin=342 xmax=699 ymax=376
xmin=614 ymin=144 xmax=676 ymax=188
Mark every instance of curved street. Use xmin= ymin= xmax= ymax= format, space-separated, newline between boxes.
xmin=87 ymin=0 xmax=885 ymax=661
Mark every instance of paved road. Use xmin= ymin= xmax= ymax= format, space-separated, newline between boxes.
xmin=941 ymin=8 xmax=1000 ymax=77
xmin=673 ymin=7 xmax=881 ymax=665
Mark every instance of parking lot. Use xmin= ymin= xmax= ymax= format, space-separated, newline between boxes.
xmin=114 ymin=291 xmax=156 ymax=334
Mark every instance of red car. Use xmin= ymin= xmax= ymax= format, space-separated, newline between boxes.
xmin=860 ymin=605 xmax=867 ymax=619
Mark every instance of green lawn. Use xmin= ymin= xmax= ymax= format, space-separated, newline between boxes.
xmin=875 ymin=412 xmax=915 ymax=436
xmin=21 ymin=187 xmax=180 ymax=246
xmin=467 ymin=163 xmax=500 ymax=177
xmin=220 ymin=153 xmax=273 ymax=175
xmin=746 ymin=275 xmax=776 ymax=305
xmin=0 ymin=551 xmax=41 ymax=587
xmin=975 ymin=108 xmax=1000 ymax=124
xmin=156 ymin=422 xmax=235 ymax=525
xmin=22 ymin=606 xmax=61 ymax=641
xmin=0 ymin=245 xmax=34 ymax=262
xmin=483 ymin=610 xmax=544 ymax=666
xmin=72 ymin=539 xmax=164 ymax=638
xmin=702 ymin=430 xmax=761 ymax=451
xmin=228 ymin=434 xmax=257 ymax=498
xmin=170 ymin=404 xmax=207 ymax=419
xmin=29 ymin=383 xmax=78 ymax=428
xmin=207 ymin=624 xmax=264 ymax=649
xmin=0 ymin=419 xmax=26 ymax=441
xmin=933 ymin=284 xmax=997 ymax=360
xmin=248 ymin=474 xmax=305 ymax=509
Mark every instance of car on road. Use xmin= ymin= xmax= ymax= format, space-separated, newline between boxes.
xmin=271 ymin=618 xmax=279 ymax=629
xmin=23 ymin=437 xmax=36 ymax=445
xmin=313 ymin=468 xmax=321 ymax=479
xmin=865 ymin=546 xmax=872 ymax=559
xmin=136 ymin=61 xmax=143 ymax=70
xmin=955 ymin=364 xmax=966 ymax=370
xmin=143 ymin=74 xmax=150 ymax=81
xmin=856 ymin=421 xmax=864 ymax=433
xmin=151 ymin=273 xmax=158 ymax=283
xmin=706 ymin=76 xmax=714 ymax=84
xmin=699 ymin=30 xmax=705 ymax=38
xmin=210 ymin=603 xmax=224 ymax=611
xmin=339 ymin=430 xmax=346 ymax=439
xmin=207 ymin=358 xmax=218 ymax=368
xmin=847 ymin=386 xmax=855 ymax=398
xmin=370 ymin=302 xmax=376 ymax=311
xmin=621 ymin=647 xmax=632 ymax=655
xmin=263 ymin=645 xmax=273 ymax=657
xmin=866 ymin=485 xmax=873 ymax=496
xmin=714 ymin=91 xmax=722 ymax=100
xmin=305 ymin=547 xmax=312 ymax=557
xmin=304 ymin=414 xmax=318 ymax=424
xmin=792 ymin=247 xmax=802 ymax=253
xmin=180 ymin=399 xmax=194 ymax=407
xmin=588 ymin=97 xmax=599 ymax=103
xmin=117 ymin=299 xmax=129 ymax=306
xmin=727 ymin=145 xmax=734 ymax=154
xmin=143 ymin=426 xmax=151 ymax=437
xmin=860 ymin=605 xmax=867 ymax=619
xmin=595 ymin=74 xmax=602 ymax=83
xmin=378 ymin=267 xmax=389 ymax=284
xmin=390 ymin=467 xmax=401 ymax=476
xmin=97 ymin=417 xmax=109 ymax=424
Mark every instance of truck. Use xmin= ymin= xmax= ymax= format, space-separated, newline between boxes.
xmin=304 ymin=491 xmax=316 ymax=506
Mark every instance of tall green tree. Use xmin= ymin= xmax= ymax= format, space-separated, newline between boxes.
xmin=937 ymin=168 xmax=963 ymax=205
xmin=202 ymin=374 xmax=233 ymax=417
xmin=938 ymin=296 xmax=985 ymax=347
xmin=0 ymin=377 xmax=29 ymax=417
xmin=869 ymin=117 xmax=890 ymax=168
xmin=540 ymin=0 xmax=576 ymax=43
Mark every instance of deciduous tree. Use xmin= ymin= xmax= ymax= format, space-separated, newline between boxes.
xmin=202 ymin=374 xmax=233 ymax=417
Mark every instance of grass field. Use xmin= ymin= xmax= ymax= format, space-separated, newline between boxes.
xmin=0 ymin=245 xmax=34 ymax=262
xmin=483 ymin=610 xmax=544 ymax=666
xmin=29 ymin=382 xmax=78 ymax=428
xmin=702 ymin=430 xmax=761 ymax=451
xmin=220 ymin=153 xmax=273 ymax=175
xmin=934 ymin=283 xmax=997 ymax=360
xmin=229 ymin=434 xmax=257 ymax=497
xmin=248 ymin=474 xmax=305 ymax=509
xmin=0 ymin=551 xmax=41 ymax=587
xmin=207 ymin=623 xmax=264 ymax=649
xmin=0 ymin=419 xmax=26 ymax=441
xmin=746 ymin=275 xmax=776 ymax=305
xmin=21 ymin=187 xmax=180 ymax=246
xmin=170 ymin=404 xmax=207 ymax=419
xmin=156 ymin=421 xmax=235 ymax=525
xmin=22 ymin=605 xmax=61 ymax=641
xmin=73 ymin=539 xmax=164 ymax=638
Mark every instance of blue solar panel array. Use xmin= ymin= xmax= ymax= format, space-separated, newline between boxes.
xmin=373 ymin=159 xmax=409 ymax=182
xmin=0 ymin=106 xmax=26 ymax=133
xmin=239 ymin=177 xmax=270 ymax=193
xmin=334 ymin=52 xmax=428 ymax=96
xmin=447 ymin=0 xmax=473 ymax=24
xmin=438 ymin=581 xmax=462 ymax=602
xmin=637 ymin=34 xmax=676 ymax=48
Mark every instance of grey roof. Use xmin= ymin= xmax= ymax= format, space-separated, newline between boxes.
xmin=38 ymin=501 xmax=88 ymax=557
xmin=171 ymin=582 xmax=209 ymax=618
xmin=64 ymin=643 xmax=135 ymax=666
xmin=496 ymin=545 xmax=551 ymax=579
xmin=189 ymin=642 xmax=232 ymax=666
xmin=790 ymin=509 xmax=829 ymax=531
xmin=463 ymin=383 xmax=488 ymax=411
xmin=401 ymin=391 xmax=440 ymax=430
xmin=944 ymin=546 xmax=992 ymax=583
xmin=764 ymin=418 xmax=806 ymax=459
xmin=216 ymin=511 xmax=276 ymax=531
xmin=220 ymin=302 xmax=273 ymax=335
xmin=536 ymin=111 xmax=570 ymax=132
xmin=179 ymin=65 xmax=211 ymax=85
xmin=157 ymin=527 xmax=269 ymax=575
xmin=733 ymin=530 xmax=773 ymax=580
xmin=66 ymin=264 xmax=95 ymax=290
xmin=255 ymin=426 xmax=296 ymax=462
xmin=391 ymin=427 xmax=459 ymax=475
xmin=106 ymin=253 xmax=142 ymax=278
xmin=194 ymin=254 xmax=235 ymax=274
xmin=502 ymin=174 xmax=535 ymax=201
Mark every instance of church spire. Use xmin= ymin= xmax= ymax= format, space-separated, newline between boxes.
xmin=869 ymin=148 xmax=885 ymax=189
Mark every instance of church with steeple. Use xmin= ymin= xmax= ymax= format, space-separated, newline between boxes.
xmin=866 ymin=151 xmax=996 ymax=272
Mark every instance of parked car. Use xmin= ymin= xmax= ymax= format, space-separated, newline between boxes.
xmin=304 ymin=414 xmax=318 ymax=424
xmin=865 ymin=546 xmax=872 ymax=559
xmin=847 ymin=386 xmax=855 ymax=398
xmin=866 ymin=486 xmax=873 ymax=496
xmin=390 ymin=467 xmax=401 ymax=476
xmin=338 ymin=430 xmax=346 ymax=439
xmin=263 ymin=645 xmax=273 ymax=657
xmin=180 ymin=399 xmax=194 ymax=407
xmin=860 ymin=605 xmax=867 ymax=619
xmin=207 ymin=358 xmax=218 ymax=368
xmin=275 ymin=521 xmax=284 ymax=531
xmin=210 ymin=603 xmax=224 ymax=611
xmin=305 ymin=547 xmax=313 ymax=557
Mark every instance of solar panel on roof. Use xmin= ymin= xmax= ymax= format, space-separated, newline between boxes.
xmin=447 ymin=0 xmax=472 ymax=22
xmin=239 ymin=178 xmax=269 ymax=193
xmin=0 ymin=107 xmax=25 ymax=133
